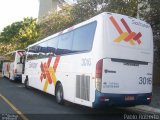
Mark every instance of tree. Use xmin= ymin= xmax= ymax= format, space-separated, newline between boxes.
xmin=0 ymin=17 xmax=40 ymax=55
xmin=138 ymin=0 xmax=160 ymax=65
xmin=72 ymin=0 xmax=139 ymax=23
xmin=17 ymin=18 xmax=40 ymax=49
xmin=38 ymin=0 xmax=140 ymax=39
xmin=0 ymin=43 xmax=16 ymax=55
xmin=0 ymin=21 xmax=23 ymax=43
xmin=38 ymin=4 xmax=75 ymax=39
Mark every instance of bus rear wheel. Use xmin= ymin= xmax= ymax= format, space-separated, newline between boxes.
xmin=55 ymin=83 xmax=64 ymax=104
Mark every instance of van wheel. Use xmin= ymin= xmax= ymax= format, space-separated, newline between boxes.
xmin=9 ymin=73 xmax=10 ymax=79
xmin=2 ymin=72 xmax=4 ymax=78
xmin=24 ymin=78 xmax=29 ymax=89
xmin=55 ymin=83 xmax=64 ymax=104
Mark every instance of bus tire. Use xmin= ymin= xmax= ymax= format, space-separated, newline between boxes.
xmin=55 ymin=83 xmax=64 ymax=105
xmin=2 ymin=72 xmax=4 ymax=78
xmin=24 ymin=78 xmax=29 ymax=89
xmin=9 ymin=73 xmax=10 ymax=79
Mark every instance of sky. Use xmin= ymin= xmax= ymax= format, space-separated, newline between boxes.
xmin=64 ymin=0 xmax=77 ymax=4
xmin=0 ymin=0 xmax=39 ymax=31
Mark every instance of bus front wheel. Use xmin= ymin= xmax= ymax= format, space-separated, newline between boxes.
xmin=24 ymin=78 xmax=29 ymax=89
xmin=55 ymin=83 xmax=64 ymax=104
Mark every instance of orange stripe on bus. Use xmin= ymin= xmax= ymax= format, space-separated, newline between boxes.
xmin=43 ymin=63 xmax=52 ymax=84
xmin=53 ymin=56 xmax=60 ymax=72
xmin=110 ymin=16 xmax=123 ymax=34
xmin=124 ymin=32 xmax=136 ymax=42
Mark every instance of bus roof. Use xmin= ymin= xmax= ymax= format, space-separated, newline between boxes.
xmin=27 ymin=12 xmax=106 ymax=48
xmin=27 ymin=12 xmax=151 ymax=48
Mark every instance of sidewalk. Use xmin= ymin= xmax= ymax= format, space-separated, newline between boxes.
xmin=150 ymin=85 xmax=160 ymax=109
xmin=128 ymin=85 xmax=160 ymax=114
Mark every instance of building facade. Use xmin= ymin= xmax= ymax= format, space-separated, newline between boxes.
xmin=38 ymin=0 xmax=77 ymax=18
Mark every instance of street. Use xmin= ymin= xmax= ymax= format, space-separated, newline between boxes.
xmin=0 ymin=77 xmax=149 ymax=120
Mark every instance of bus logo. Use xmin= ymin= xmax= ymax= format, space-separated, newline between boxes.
xmin=109 ymin=16 xmax=142 ymax=45
xmin=40 ymin=57 xmax=60 ymax=92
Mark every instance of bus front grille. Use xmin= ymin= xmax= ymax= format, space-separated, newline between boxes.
xmin=76 ymin=75 xmax=90 ymax=101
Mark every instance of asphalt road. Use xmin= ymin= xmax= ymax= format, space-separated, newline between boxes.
xmin=0 ymin=77 xmax=140 ymax=120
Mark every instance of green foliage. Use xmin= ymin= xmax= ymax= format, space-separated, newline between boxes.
xmin=39 ymin=0 xmax=139 ymax=39
xmin=0 ymin=43 xmax=16 ymax=55
xmin=72 ymin=0 xmax=139 ymax=23
xmin=138 ymin=0 xmax=160 ymax=64
xmin=38 ymin=4 xmax=75 ymax=39
xmin=0 ymin=18 xmax=40 ymax=55
xmin=17 ymin=18 xmax=40 ymax=49
xmin=106 ymin=0 xmax=139 ymax=17
xmin=0 ymin=22 xmax=23 ymax=43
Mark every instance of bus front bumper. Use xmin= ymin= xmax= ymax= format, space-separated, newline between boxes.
xmin=93 ymin=90 xmax=152 ymax=108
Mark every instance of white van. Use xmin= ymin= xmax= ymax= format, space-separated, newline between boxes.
xmin=2 ymin=50 xmax=25 ymax=81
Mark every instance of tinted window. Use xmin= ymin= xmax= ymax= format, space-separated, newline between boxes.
xmin=27 ymin=46 xmax=39 ymax=60
xmin=27 ymin=21 xmax=97 ymax=60
xmin=38 ymin=42 xmax=48 ymax=58
xmin=72 ymin=21 xmax=97 ymax=52
xmin=47 ymin=36 xmax=59 ymax=56
xmin=57 ymin=31 xmax=73 ymax=55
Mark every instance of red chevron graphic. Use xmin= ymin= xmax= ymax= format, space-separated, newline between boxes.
xmin=110 ymin=16 xmax=142 ymax=45
xmin=40 ymin=57 xmax=61 ymax=92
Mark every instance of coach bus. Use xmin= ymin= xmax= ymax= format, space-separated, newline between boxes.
xmin=2 ymin=50 xmax=25 ymax=81
xmin=22 ymin=12 xmax=153 ymax=108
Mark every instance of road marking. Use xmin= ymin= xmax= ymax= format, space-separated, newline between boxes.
xmin=17 ymin=85 xmax=25 ymax=88
xmin=0 ymin=94 xmax=28 ymax=120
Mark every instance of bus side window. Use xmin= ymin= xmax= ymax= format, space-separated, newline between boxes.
xmin=57 ymin=31 xmax=73 ymax=55
xmin=47 ymin=36 xmax=59 ymax=57
xmin=38 ymin=42 xmax=48 ymax=59
xmin=72 ymin=21 xmax=97 ymax=52
xmin=27 ymin=47 xmax=38 ymax=60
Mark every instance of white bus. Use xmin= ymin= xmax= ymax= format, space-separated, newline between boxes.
xmin=2 ymin=50 xmax=25 ymax=81
xmin=22 ymin=12 xmax=153 ymax=108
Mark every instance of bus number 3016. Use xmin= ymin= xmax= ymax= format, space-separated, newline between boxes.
xmin=139 ymin=77 xmax=152 ymax=85
xmin=81 ymin=58 xmax=91 ymax=66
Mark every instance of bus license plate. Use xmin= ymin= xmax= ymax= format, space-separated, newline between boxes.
xmin=125 ymin=96 xmax=135 ymax=101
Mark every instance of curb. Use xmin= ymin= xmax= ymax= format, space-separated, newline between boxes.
xmin=127 ymin=105 xmax=160 ymax=114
